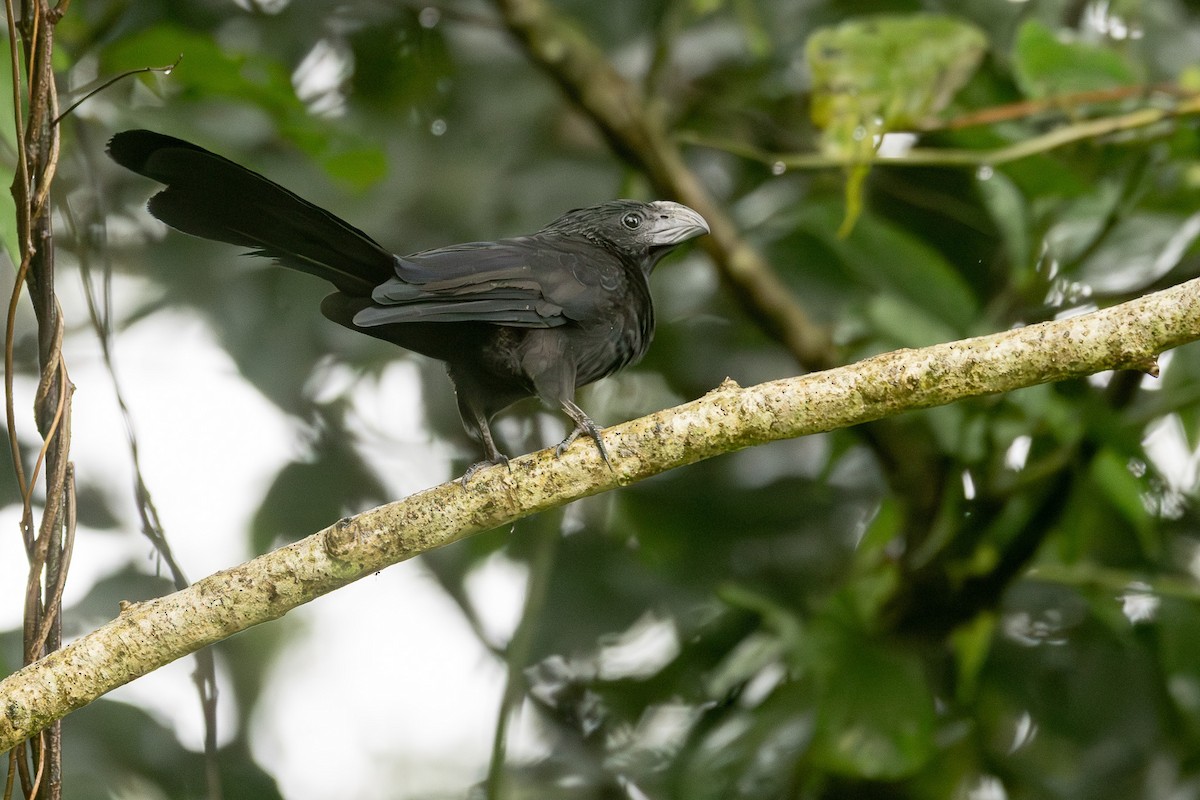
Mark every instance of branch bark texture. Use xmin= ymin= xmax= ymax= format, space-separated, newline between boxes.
xmin=2 ymin=277 xmax=1199 ymax=751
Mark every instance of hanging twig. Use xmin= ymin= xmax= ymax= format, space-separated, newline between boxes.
xmin=52 ymin=55 xmax=181 ymax=125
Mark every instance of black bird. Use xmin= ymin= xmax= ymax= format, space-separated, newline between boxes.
xmin=107 ymin=130 xmax=709 ymax=475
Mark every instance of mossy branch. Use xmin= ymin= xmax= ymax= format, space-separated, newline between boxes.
xmin=2 ymin=276 xmax=1200 ymax=750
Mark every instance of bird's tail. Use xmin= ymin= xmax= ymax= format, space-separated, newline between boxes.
xmin=107 ymin=130 xmax=395 ymax=296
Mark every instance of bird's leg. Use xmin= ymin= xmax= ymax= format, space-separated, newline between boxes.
xmin=461 ymin=424 xmax=510 ymax=486
xmin=522 ymin=332 xmax=612 ymax=468
xmin=478 ymin=423 xmax=508 ymax=467
xmin=557 ymin=399 xmax=612 ymax=468
xmin=454 ymin=378 xmax=510 ymax=486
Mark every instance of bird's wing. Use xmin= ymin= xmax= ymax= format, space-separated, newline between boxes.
xmin=352 ymin=237 xmax=622 ymax=329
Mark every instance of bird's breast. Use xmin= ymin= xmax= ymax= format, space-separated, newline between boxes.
xmin=569 ymin=278 xmax=655 ymax=386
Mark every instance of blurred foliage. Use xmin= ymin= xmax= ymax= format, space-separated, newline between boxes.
xmin=807 ymin=14 xmax=986 ymax=231
xmin=6 ymin=0 xmax=1200 ymax=798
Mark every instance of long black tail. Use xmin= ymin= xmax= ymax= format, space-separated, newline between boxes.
xmin=107 ymin=130 xmax=395 ymax=296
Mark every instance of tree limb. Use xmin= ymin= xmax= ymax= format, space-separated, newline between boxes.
xmin=3 ymin=276 xmax=1200 ymax=751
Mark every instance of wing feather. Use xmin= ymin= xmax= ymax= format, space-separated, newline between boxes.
xmin=352 ymin=237 xmax=623 ymax=329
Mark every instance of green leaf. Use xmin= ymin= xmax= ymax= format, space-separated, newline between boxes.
xmin=321 ymin=147 xmax=388 ymax=191
xmin=807 ymin=14 xmax=986 ymax=136
xmin=809 ymin=629 xmax=935 ymax=779
xmin=1012 ymin=18 xmax=1138 ymax=99
xmin=977 ymin=169 xmax=1030 ymax=274
xmin=1090 ymin=448 xmax=1156 ymax=559
xmin=865 ymin=293 xmax=960 ymax=349
xmin=806 ymin=14 xmax=986 ymax=234
xmin=951 ymin=612 xmax=996 ymax=703
xmin=678 ymin=681 xmax=817 ymax=800
xmin=103 ymin=25 xmax=297 ymax=111
xmin=799 ymin=202 xmax=980 ymax=333
xmin=0 ymin=48 xmax=19 ymax=271
xmin=1075 ymin=211 xmax=1200 ymax=294
xmin=99 ymin=23 xmax=351 ymax=167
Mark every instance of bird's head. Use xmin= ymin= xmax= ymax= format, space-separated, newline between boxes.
xmin=545 ymin=200 xmax=709 ymax=272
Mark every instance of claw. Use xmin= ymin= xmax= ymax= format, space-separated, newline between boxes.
xmin=460 ymin=452 xmax=511 ymax=487
xmin=556 ymin=402 xmax=614 ymax=465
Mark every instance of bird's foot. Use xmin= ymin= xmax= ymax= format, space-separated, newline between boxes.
xmin=556 ymin=417 xmax=612 ymax=469
xmin=460 ymin=452 xmax=511 ymax=487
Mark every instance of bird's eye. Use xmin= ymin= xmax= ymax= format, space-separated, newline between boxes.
xmin=621 ymin=212 xmax=643 ymax=230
